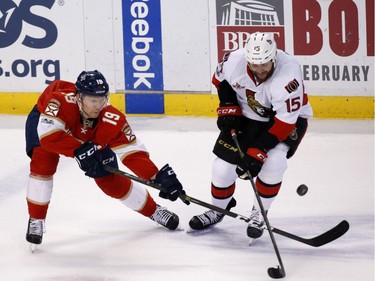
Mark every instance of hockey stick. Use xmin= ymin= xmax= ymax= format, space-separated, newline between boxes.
xmin=230 ymin=130 xmax=285 ymax=279
xmin=271 ymin=221 xmax=349 ymax=247
xmin=104 ymin=165 xmax=349 ymax=247
xmin=106 ymin=165 xmax=255 ymax=216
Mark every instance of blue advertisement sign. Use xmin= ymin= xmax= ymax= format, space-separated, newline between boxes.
xmin=0 ymin=0 xmax=60 ymax=84
xmin=122 ymin=0 xmax=164 ymax=93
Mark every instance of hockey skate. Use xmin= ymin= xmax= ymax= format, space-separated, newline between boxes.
xmin=189 ymin=197 xmax=237 ymax=230
xmin=247 ymin=206 xmax=265 ymax=239
xmin=150 ymin=205 xmax=179 ymax=230
xmin=26 ymin=218 xmax=45 ymax=245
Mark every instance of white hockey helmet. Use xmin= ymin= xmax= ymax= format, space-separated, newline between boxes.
xmin=245 ymin=32 xmax=277 ymax=65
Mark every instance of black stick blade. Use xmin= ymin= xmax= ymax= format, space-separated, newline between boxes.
xmin=272 ymin=220 xmax=350 ymax=247
xmin=308 ymin=220 xmax=350 ymax=247
xmin=268 ymin=266 xmax=286 ymax=279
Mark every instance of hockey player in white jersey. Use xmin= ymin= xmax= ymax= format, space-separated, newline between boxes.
xmin=189 ymin=32 xmax=313 ymax=239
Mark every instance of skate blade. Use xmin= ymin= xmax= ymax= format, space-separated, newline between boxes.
xmin=29 ymin=243 xmax=38 ymax=253
xmin=174 ymin=225 xmax=185 ymax=232
xmin=248 ymin=238 xmax=258 ymax=246
xmin=186 ymin=227 xmax=199 ymax=233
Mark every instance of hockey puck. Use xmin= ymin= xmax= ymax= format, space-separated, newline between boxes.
xmin=297 ymin=184 xmax=308 ymax=196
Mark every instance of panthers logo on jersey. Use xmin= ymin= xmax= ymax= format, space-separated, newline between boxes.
xmin=122 ymin=123 xmax=136 ymax=143
xmin=44 ymin=99 xmax=61 ymax=117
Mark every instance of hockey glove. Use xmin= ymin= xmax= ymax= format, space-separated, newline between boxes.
xmin=154 ymin=164 xmax=187 ymax=203
xmin=217 ymin=104 xmax=242 ymax=132
xmin=236 ymin=148 xmax=268 ymax=179
xmin=74 ymin=142 xmax=118 ymax=178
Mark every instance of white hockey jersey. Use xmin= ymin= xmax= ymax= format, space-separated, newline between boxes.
xmin=213 ymin=49 xmax=313 ymax=130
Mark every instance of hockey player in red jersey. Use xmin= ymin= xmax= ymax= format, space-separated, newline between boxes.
xmin=25 ymin=70 xmax=185 ymax=246
xmin=189 ymin=32 xmax=313 ymax=239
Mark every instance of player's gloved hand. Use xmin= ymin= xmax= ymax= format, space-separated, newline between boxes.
xmin=217 ymin=104 xmax=242 ymax=132
xmin=74 ymin=141 xmax=118 ymax=178
xmin=154 ymin=164 xmax=189 ymax=204
xmin=236 ymin=148 xmax=268 ymax=179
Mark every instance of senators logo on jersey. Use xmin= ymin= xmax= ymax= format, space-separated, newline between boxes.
xmin=285 ymin=79 xmax=300 ymax=93
xmin=246 ymin=89 xmax=273 ymax=118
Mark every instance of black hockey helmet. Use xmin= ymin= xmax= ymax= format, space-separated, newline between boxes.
xmin=75 ymin=70 xmax=109 ymax=97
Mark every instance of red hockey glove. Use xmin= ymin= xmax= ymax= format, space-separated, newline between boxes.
xmin=217 ymin=105 xmax=242 ymax=132
xmin=236 ymin=148 xmax=268 ymax=179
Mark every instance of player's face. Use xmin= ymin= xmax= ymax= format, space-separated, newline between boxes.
xmin=248 ymin=61 xmax=274 ymax=82
xmin=81 ymin=95 xmax=107 ymax=118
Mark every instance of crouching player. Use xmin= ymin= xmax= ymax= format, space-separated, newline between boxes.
xmin=25 ymin=70 xmax=185 ymax=246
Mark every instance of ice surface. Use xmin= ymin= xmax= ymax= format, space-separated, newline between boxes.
xmin=0 ymin=115 xmax=373 ymax=281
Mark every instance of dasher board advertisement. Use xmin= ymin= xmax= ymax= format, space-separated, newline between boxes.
xmin=214 ymin=0 xmax=374 ymax=96
xmin=0 ymin=0 xmax=85 ymax=91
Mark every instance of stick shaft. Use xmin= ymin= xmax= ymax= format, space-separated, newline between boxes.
xmin=105 ymin=165 xmax=348 ymax=248
xmin=230 ymin=129 xmax=286 ymax=277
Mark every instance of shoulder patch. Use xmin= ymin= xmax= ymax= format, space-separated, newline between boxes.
xmin=122 ymin=123 xmax=136 ymax=143
xmin=284 ymin=79 xmax=299 ymax=93
xmin=44 ymin=99 xmax=61 ymax=116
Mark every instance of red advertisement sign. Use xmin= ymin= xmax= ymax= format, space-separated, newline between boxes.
xmin=216 ymin=0 xmax=285 ymax=61
xmin=217 ymin=26 xmax=285 ymax=61
xmin=214 ymin=0 xmax=373 ymax=88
